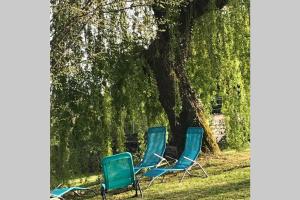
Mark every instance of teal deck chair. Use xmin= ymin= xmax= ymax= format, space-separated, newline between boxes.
xmin=134 ymin=126 xmax=168 ymax=174
xmin=50 ymin=186 xmax=94 ymax=199
xmin=144 ymin=127 xmax=208 ymax=186
xmin=100 ymin=152 xmax=143 ymax=200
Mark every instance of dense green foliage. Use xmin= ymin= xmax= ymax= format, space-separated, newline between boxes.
xmin=50 ymin=0 xmax=167 ymax=183
xmin=50 ymin=0 xmax=250 ymax=183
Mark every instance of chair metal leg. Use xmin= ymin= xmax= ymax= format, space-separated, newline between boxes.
xmin=87 ymin=188 xmax=98 ymax=196
xmin=187 ymin=170 xmax=192 ymax=176
xmin=101 ymin=187 xmax=107 ymax=200
xmin=134 ymin=180 xmax=138 ymax=197
xmin=180 ymin=170 xmax=188 ymax=182
xmin=147 ymin=177 xmax=157 ymax=187
xmin=182 ymin=156 xmax=209 ymax=178
xmin=197 ymin=163 xmax=209 ymax=177
xmin=161 ymin=175 xmax=165 ymax=183
xmin=137 ymin=180 xmax=143 ymax=198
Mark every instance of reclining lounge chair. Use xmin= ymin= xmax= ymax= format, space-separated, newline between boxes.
xmin=143 ymin=127 xmax=208 ymax=186
xmin=134 ymin=126 xmax=168 ymax=174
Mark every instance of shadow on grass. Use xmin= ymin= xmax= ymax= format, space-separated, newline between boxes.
xmin=72 ymin=185 xmax=140 ymax=200
xmin=80 ymin=178 xmax=250 ymax=200
xmin=144 ymin=179 xmax=250 ymax=200
xmin=61 ymin=164 xmax=250 ymax=200
xmin=59 ymin=149 xmax=250 ymax=200
xmin=207 ymin=164 xmax=250 ymax=176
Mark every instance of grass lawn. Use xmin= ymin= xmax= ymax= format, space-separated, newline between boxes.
xmin=61 ymin=148 xmax=250 ymax=200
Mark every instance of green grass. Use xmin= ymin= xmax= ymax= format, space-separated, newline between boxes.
xmin=62 ymin=148 xmax=250 ymax=200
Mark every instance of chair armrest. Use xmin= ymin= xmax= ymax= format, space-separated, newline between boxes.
xmin=153 ymin=153 xmax=166 ymax=160
xmin=53 ymin=183 xmax=63 ymax=189
xmin=165 ymin=155 xmax=178 ymax=162
xmin=154 ymin=153 xmax=171 ymax=166
xmin=183 ymin=156 xmax=196 ymax=163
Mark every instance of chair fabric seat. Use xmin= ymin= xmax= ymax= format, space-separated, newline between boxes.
xmin=134 ymin=127 xmax=166 ymax=174
xmin=100 ymin=152 xmax=143 ymax=199
xmin=102 ymin=152 xmax=135 ymax=190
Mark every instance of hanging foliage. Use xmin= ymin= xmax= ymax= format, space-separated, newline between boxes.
xmin=188 ymin=0 xmax=250 ymax=149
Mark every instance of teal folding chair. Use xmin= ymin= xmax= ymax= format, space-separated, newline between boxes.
xmin=50 ymin=186 xmax=95 ymax=199
xmin=143 ymin=127 xmax=208 ymax=186
xmin=134 ymin=126 xmax=168 ymax=174
xmin=100 ymin=152 xmax=143 ymax=200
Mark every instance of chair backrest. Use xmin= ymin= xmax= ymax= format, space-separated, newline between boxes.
xmin=175 ymin=127 xmax=204 ymax=169
xmin=101 ymin=152 xmax=135 ymax=190
xmin=139 ymin=126 xmax=166 ymax=167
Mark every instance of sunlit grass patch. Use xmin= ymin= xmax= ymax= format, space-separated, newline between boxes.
xmin=68 ymin=148 xmax=251 ymax=200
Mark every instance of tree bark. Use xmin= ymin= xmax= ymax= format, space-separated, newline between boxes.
xmin=144 ymin=0 xmax=228 ymax=155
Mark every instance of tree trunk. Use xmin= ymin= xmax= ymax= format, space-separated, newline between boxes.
xmin=144 ymin=0 xmax=227 ymax=155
